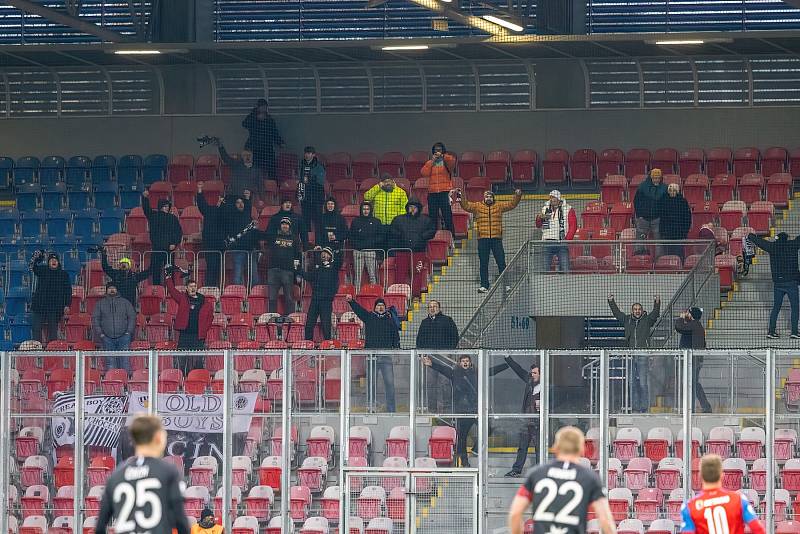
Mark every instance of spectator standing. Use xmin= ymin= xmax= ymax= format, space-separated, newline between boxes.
xmin=607 ymin=294 xmax=661 ymax=413
xmin=416 ymin=300 xmax=460 ymax=412
xmin=166 ymin=269 xmax=214 ymax=373
xmin=390 ymin=198 xmax=436 ymax=296
xmin=141 ymin=190 xmax=182 ymax=285
xmin=196 ymin=182 xmax=228 ymax=288
xmin=30 ymin=250 xmax=72 ymax=344
xmin=459 ymin=189 xmax=522 ymax=292
xmin=535 ymin=190 xmax=577 ymax=272
xmin=349 ymin=201 xmax=384 ymax=289
xmin=420 ymin=142 xmax=456 ymax=235
xmin=422 ymin=354 xmax=508 ymax=467
xmin=660 ymin=182 xmax=692 ymax=259
xmin=242 ymin=98 xmax=284 ymax=179
xmin=266 ymin=198 xmax=308 ymax=247
xmin=346 ymin=295 xmax=400 ymax=412
xmin=633 ymin=168 xmax=667 ymax=256
xmin=217 ymin=141 xmax=261 ymax=198
xmin=675 ymin=307 xmax=712 ymax=413
xmin=101 ymin=249 xmax=149 ymax=307
xmin=297 ymin=146 xmax=326 ymax=236
xmin=319 ymin=197 xmax=348 ymax=269
xmin=91 ymin=282 xmax=136 ymax=369
xmin=267 ymin=217 xmax=302 ymax=314
xmin=503 ymin=356 xmax=542 ymax=477
xmin=297 ymin=247 xmax=339 ymax=340
xmin=224 ymin=190 xmax=260 ymax=286
xmin=747 ymin=232 xmax=800 ymax=338
xmin=363 ymin=174 xmax=408 ymax=225
xmin=191 ymin=508 xmax=223 ymax=534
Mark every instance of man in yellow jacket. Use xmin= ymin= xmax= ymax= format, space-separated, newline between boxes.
xmin=458 ymin=188 xmax=522 ymax=292
xmin=191 ymin=509 xmax=223 ymax=534
xmin=363 ymin=174 xmax=409 ymax=226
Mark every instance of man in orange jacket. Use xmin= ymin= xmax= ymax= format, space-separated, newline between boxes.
xmin=421 ymin=142 xmax=457 ymax=236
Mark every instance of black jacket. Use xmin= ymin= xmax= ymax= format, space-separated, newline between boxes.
xmin=505 ymin=356 xmax=542 ymax=416
xmin=266 ymin=209 xmax=308 ymax=246
xmin=319 ymin=198 xmax=348 ymax=251
xmin=196 ymin=193 xmax=227 ymax=251
xmin=660 ymin=193 xmax=692 ymax=240
xmin=31 ymin=255 xmax=72 ymax=315
xmin=268 ymin=230 xmax=302 ymax=271
xmin=298 ymin=262 xmax=339 ymax=302
xmin=242 ymin=109 xmax=284 ymax=164
xmin=101 ymin=251 xmax=149 ymax=307
xmin=608 ymin=298 xmax=660 ymax=348
xmin=218 ymin=144 xmax=262 ymax=196
xmin=428 ymin=358 xmax=508 ymax=413
xmin=675 ymin=317 xmax=706 ymax=349
xmin=748 ymin=233 xmax=800 ymax=283
xmin=633 ymin=177 xmax=668 ymax=221
xmin=349 ymin=202 xmax=385 ymax=251
xmin=348 ymin=300 xmax=399 ymax=349
xmin=142 ymin=196 xmax=182 ymax=252
xmin=390 ymin=199 xmax=436 ymax=252
xmin=224 ymin=196 xmax=259 ymax=250
xmin=416 ymin=313 xmax=459 ymax=349
xmin=297 ymin=157 xmax=326 ymax=206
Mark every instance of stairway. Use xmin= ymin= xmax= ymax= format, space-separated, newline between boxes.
xmin=707 ymin=196 xmax=800 ymax=348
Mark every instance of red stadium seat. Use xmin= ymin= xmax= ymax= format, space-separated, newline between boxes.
xmin=542 ymin=149 xmax=569 ymax=184
xmin=738 ymin=173 xmax=764 ymax=204
xmin=598 ymin=148 xmax=624 ymax=179
xmin=195 ymin=154 xmax=220 ymax=181
xmin=715 ymin=254 xmax=737 ymax=290
xmin=173 ymin=180 xmax=197 ymax=210
xmin=378 ymin=152 xmax=404 ymax=178
xmin=405 ymin=151 xmax=429 ymax=182
xmin=351 ymin=152 xmax=378 ymax=183
xmin=767 ymin=172 xmax=792 ymax=208
xmin=733 ymin=147 xmax=760 ymax=177
xmin=679 ymin=148 xmax=705 ymax=177
xmin=511 ymin=149 xmax=537 ymax=183
xmin=748 ymin=201 xmax=774 ymax=234
xmin=625 ymin=148 xmax=651 ymax=179
xmin=682 ymin=174 xmax=709 ymax=206
xmin=706 ymin=147 xmax=732 ymax=177
xmin=167 ymin=154 xmax=194 ymax=184
xmin=428 ymin=426 xmax=457 ymax=465
xmin=762 ymin=146 xmax=788 ymax=177
xmin=459 ymin=151 xmax=484 ymax=177
xmin=485 ymin=150 xmax=511 ymax=183
xmin=325 ymin=152 xmax=351 ymax=182
xmin=608 ymin=202 xmax=633 ymax=233
xmin=720 ymin=200 xmax=746 ymax=231
xmin=600 ymin=175 xmax=627 ymax=205
xmin=628 ymin=173 xmax=646 ymax=200
xmin=652 ymin=147 xmax=678 ymax=174
xmin=221 ymin=285 xmax=247 ymax=315
xmin=654 ymin=255 xmax=682 ymax=271
xmin=790 ymin=148 xmax=800 ymax=178
xmin=571 ymin=148 xmax=597 ymax=185
xmin=148 ymin=181 xmax=173 ymax=206
xmin=179 ymin=205 xmax=203 ymax=236
xmin=710 ymin=174 xmax=736 ymax=204
xmin=581 ymin=202 xmax=607 ymax=231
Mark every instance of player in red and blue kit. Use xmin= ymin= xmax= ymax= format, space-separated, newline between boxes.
xmin=681 ymin=454 xmax=765 ymax=534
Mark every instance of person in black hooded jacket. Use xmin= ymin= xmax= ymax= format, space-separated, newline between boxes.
xmin=266 ymin=198 xmax=308 ymax=247
xmin=142 ymin=190 xmax=183 ymax=285
xmin=422 ymin=354 xmax=509 ymax=467
xmin=349 ymin=201 xmax=384 ymax=289
xmin=196 ymin=182 xmax=228 ymax=288
xmin=223 ymin=191 xmax=261 ymax=286
xmin=390 ymin=197 xmax=435 ymax=295
xmin=660 ymin=182 xmax=692 ymax=259
xmin=297 ymin=146 xmax=326 ymax=236
xmin=416 ymin=300 xmax=460 ymax=412
xmin=242 ymin=99 xmax=284 ymax=179
xmin=30 ymin=250 xmax=72 ymax=343
xmin=747 ymin=231 xmax=800 ymax=338
xmin=319 ymin=197 xmax=348 ymax=269
xmin=296 ymin=247 xmax=339 ymax=340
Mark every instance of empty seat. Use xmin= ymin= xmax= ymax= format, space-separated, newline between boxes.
xmin=511 ymin=149 xmax=537 ymax=183
xmin=763 ymin=146 xmax=788 ymax=176
xmin=290 ymin=485 xmax=312 ymax=521
xmin=623 ymin=457 xmax=652 ymax=491
xmin=738 ymin=426 xmax=765 ymax=461
xmin=706 ymin=426 xmax=735 ymax=458
xmin=654 ymin=457 xmax=682 ymax=491
xmin=721 ymin=457 xmax=746 ymax=490
xmin=190 ymin=455 xmax=218 ymax=489
xmin=386 ymin=425 xmax=410 ymax=459
xmin=598 ymin=148 xmax=624 ymax=178
xmin=618 ymin=518 xmax=644 ymax=534
xmin=297 ymin=456 xmax=328 ymax=492
xmin=542 ymin=149 xmax=569 ymax=184
xmin=626 ymin=148 xmax=651 ymax=179
xmin=357 ymin=486 xmax=386 ymax=522
xmin=644 ymin=427 xmax=673 ymax=462
xmin=349 ymin=425 xmax=373 ymax=460
xmin=428 ymin=426 xmax=457 ymax=465
xmin=707 ymin=147 xmax=732 ymax=177
xmin=608 ymin=487 xmax=632 ymax=522
xmin=232 ymin=515 xmax=259 ymax=534
xmin=613 ymin=427 xmax=641 ymax=462
xmin=733 ymin=147 xmax=760 ymax=177
xmin=307 ymin=425 xmax=336 ymax=462
xmin=738 ymin=172 xmax=764 ymax=203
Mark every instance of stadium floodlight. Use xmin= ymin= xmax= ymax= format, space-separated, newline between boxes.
xmin=381 ymin=45 xmax=430 ymax=51
xmin=482 ymin=14 xmax=524 ymax=32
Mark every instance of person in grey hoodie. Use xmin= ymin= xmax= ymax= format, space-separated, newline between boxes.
xmin=92 ymin=281 xmax=136 ymax=370
xmin=607 ymin=294 xmax=661 ymax=413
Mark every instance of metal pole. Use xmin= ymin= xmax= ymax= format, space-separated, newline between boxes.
xmin=538 ymin=349 xmax=549 ymax=465
xmin=0 ymin=351 xmax=11 ymax=534
xmin=221 ymin=349 xmax=233 ymax=534
xmin=477 ymin=349 xmax=487 ymax=534
xmin=599 ymin=349 xmax=609 ymax=488
xmin=147 ymin=348 xmax=158 ymax=414
xmin=765 ymin=348 xmax=775 ymax=534
xmin=73 ymin=350 xmax=86 ymax=530
xmin=280 ymin=348 xmax=292 ymax=531
xmin=683 ymin=349 xmax=692 ymax=503
xmin=339 ymin=348 xmax=349 ymax=531
xmin=409 ymin=349 xmax=417 ymax=464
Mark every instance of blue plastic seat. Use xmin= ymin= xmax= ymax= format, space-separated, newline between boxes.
xmin=5 ymin=287 xmax=29 ymax=316
xmin=9 ymin=259 xmax=29 ymax=287
xmin=120 ymin=185 xmax=143 ymax=210
xmin=118 ymin=154 xmax=143 ymax=188
xmin=142 ymin=154 xmax=168 ymax=185
xmin=72 ymin=208 xmax=99 ymax=239
xmin=51 ymin=235 xmax=78 ymax=257
xmin=15 ymin=183 xmax=40 ymax=212
xmin=77 ymin=234 xmax=103 ymax=259
xmin=66 ymin=155 xmax=91 ymax=189
xmin=0 ymin=208 xmax=19 ymax=237
xmin=62 ymin=253 xmax=81 ymax=284
xmin=20 ymin=210 xmax=46 ymax=239
xmin=39 ymin=155 xmax=65 ymax=187
xmin=0 ymin=157 xmax=14 ymax=189
xmin=92 ymin=155 xmax=117 ymax=182
xmin=67 ymin=188 xmax=91 ymax=210
xmin=94 ymin=182 xmax=118 ymax=209
xmin=99 ymin=207 xmax=124 ymax=237
xmin=14 ymin=156 xmax=39 ymax=185
xmin=10 ymin=313 xmax=32 ymax=342
xmin=46 ymin=210 xmax=72 ymax=237
xmin=0 ymin=240 xmax=21 ymax=259
xmin=41 ymin=183 xmax=67 ymax=212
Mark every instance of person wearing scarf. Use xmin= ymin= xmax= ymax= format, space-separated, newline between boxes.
xmin=535 ymin=189 xmax=577 ymax=272
xmin=633 ymin=168 xmax=668 ymax=256
xmin=191 ymin=508 xmax=223 ymax=534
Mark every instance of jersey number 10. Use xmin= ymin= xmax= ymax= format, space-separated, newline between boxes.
xmin=704 ymin=506 xmax=730 ymax=534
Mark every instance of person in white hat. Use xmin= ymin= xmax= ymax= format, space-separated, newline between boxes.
xmin=535 ymin=190 xmax=577 ymax=272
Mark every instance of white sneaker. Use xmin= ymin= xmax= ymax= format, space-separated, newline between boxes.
xmin=477 ymin=286 xmax=488 ymax=293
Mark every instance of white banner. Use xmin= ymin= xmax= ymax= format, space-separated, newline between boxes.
xmin=128 ymin=392 xmax=258 ymax=434
xmin=52 ymin=393 xmax=127 ymax=449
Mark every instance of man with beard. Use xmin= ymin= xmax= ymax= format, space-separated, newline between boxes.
xmin=296 ymin=247 xmax=339 ymax=341
xmin=349 ymin=201 xmax=384 ymax=289
xmin=218 ymin=141 xmax=261 ymax=197
xmin=100 ymin=249 xmax=149 ymax=307
xmin=267 ymin=217 xmax=303 ymax=314
xmin=223 ymin=190 xmax=260 ymax=286
xmin=266 ymin=197 xmax=308 ymax=247
xmin=363 ymin=174 xmax=408 ymax=225
xmin=297 ymin=146 xmax=326 ymax=236
xmin=319 ymin=196 xmax=348 ymax=269
xmin=241 ymin=98 xmax=284 ymax=180
xmin=416 ymin=300 xmax=460 ymax=412
xmin=141 ymin=189 xmax=182 ymax=285
xmin=166 ymin=268 xmax=214 ymax=373
xmin=633 ymin=168 xmax=667 ymax=256
xmin=503 ymin=356 xmax=542 ymax=477
xmin=92 ymin=282 xmax=136 ymax=369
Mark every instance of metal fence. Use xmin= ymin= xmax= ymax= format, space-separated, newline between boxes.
xmin=0 ymin=348 xmax=790 ymax=533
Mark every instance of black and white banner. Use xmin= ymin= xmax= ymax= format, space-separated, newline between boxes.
xmin=127 ymin=392 xmax=258 ymax=433
xmin=51 ymin=393 xmax=127 ymax=450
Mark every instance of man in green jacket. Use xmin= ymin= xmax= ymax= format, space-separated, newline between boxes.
xmin=363 ymin=174 xmax=408 ymax=226
xmin=607 ymin=294 xmax=661 ymax=413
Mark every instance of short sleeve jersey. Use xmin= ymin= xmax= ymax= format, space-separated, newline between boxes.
xmin=681 ymin=488 xmax=761 ymax=534
xmin=517 ymin=460 xmax=606 ymax=534
xmin=96 ymin=456 xmax=189 ymax=534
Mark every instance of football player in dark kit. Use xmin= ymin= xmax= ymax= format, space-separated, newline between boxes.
xmin=95 ymin=415 xmax=190 ymax=534
xmin=508 ymin=427 xmax=617 ymax=534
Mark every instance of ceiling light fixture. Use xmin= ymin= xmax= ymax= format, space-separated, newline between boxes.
xmin=482 ymin=14 xmax=524 ymax=32
xmin=654 ymin=40 xmax=705 ymax=45
xmin=113 ymin=49 xmax=163 ymax=55
xmin=381 ymin=45 xmax=430 ymax=51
